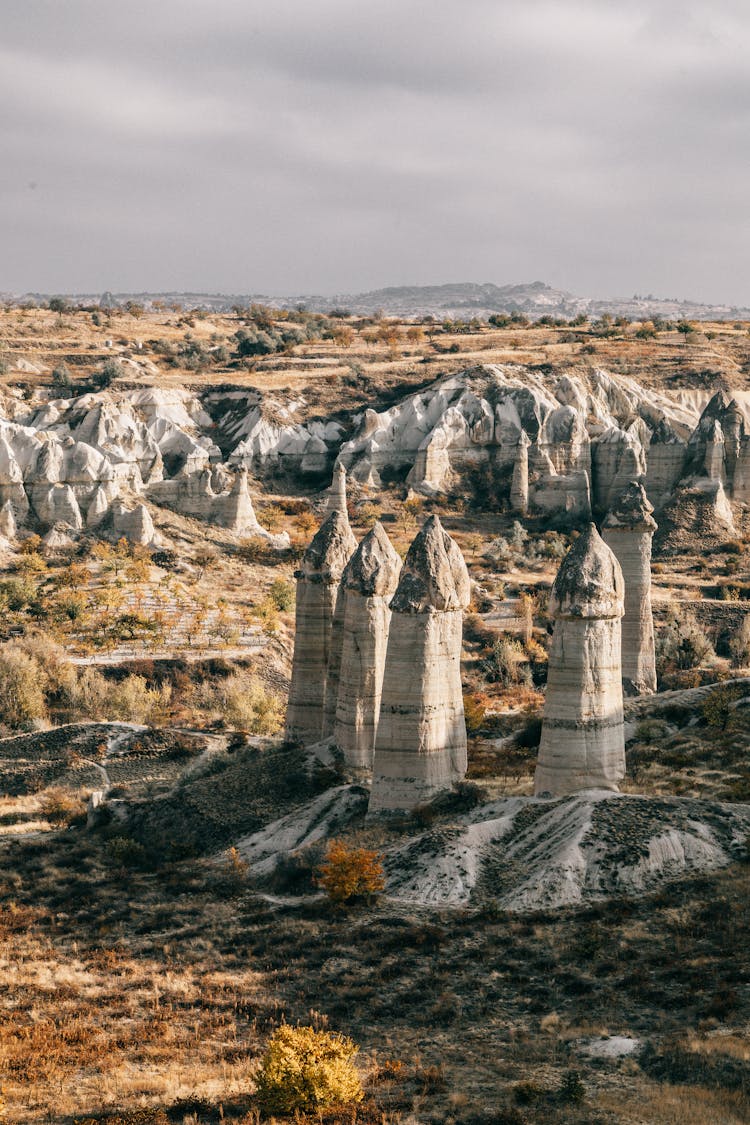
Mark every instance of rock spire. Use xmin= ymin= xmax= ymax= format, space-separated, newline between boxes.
xmin=329 ymin=523 xmax=402 ymax=770
xmin=326 ymin=463 xmax=348 ymax=516
xmin=603 ymin=481 xmax=657 ymax=694
xmin=285 ymin=510 xmax=357 ymax=744
xmin=534 ymin=523 xmax=626 ymax=797
xmin=370 ymin=515 xmax=470 ymax=811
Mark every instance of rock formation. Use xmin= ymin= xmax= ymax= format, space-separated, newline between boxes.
xmin=214 ymin=469 xmax=264 ymax=536
xmin=0 ymin=501 xmax=17 ymax=540
xmin=330 ymin=523 xmax=402 ymax=771
xmin=326 ymin=463 xmax=348 ymax=516
xmin=603 ymin=481 xmax=657 ymax=695
xmin=370 ymin=515 xmax=470 ymax=812
xmin=534 ymin=523 xmax=626 ymax=797
xmin=111 ymin=501 xmax=158 ymax=547
xmin=0 ymin=372 xmax=744 ymax=534
xmin=285 ymin=510 xmax=357 ymax=745
xmin=509 ymin=431 xmax=529 ymax=513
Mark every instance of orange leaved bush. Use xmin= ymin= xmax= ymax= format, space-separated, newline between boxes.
xmin=315 ymin=839 xmax=385 ymax=905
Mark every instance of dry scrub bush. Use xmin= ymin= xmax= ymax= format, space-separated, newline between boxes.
xmin=0 ymin=644 xmax=48 ymax=726
xmin=67 ymin=669 xmax=171 ymax=724
xmin=192 ymin=671 xmax=283 ymax=734
xmin=255 ymin=1025 xmax=363 ymax=1114
xmin=38 ymin=787 xmax=87 ymax=827
xmin=316 ymin=839 xmax=385 ymax=905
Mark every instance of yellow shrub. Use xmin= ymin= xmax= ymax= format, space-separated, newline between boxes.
xmin=316 ymin=839 xmax=385 ymax=904
xmin=255 ymin=1025 xmax=363 ymax=1114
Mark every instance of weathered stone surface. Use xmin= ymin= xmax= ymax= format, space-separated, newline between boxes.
xmin=30 ymin=484 xmax=83 ymax=531
xmin=285 ymin=510 xmax=357 ymax=745
xmin=329 ymin=523 xmax=402 ymax=770
xmin=603 ymin=481 xmax=657 ymax=695
xmin=325 ymin=463 xmax=348 ymax=516
xmin=509 ymin=431 xmax=529 ymax=513
xmin=0 ymin=501 xmax=17 ymax=540
xmin=213 ymin=469 xmax=262 ymax=536
xmin=111 ymin=501 xmax=158 ymax=546
xmin=534 ymin=524 xmax=625 ymax=797
xmin=370 ymin=516 xmax=470 ymax=811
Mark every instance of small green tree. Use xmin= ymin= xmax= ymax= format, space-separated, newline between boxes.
xmin=92 ymin=358 xmax=124 ymax=388
xmin=51 ymin=362 xmax=72 ymax=391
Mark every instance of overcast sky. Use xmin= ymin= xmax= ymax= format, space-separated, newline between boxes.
xmin=2 ymin=0 xmax=749 ymax=303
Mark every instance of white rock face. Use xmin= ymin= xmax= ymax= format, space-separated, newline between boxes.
xmin=285 ymin=511 xmax=357 ymax=745
xmin=509 ymin=431 xmax=529 ymax=513
xmin=0 ymin=373 xmax=744 ymax=530
xmin=370 ymin=515 xmax=470 ymax=812
xmin=211 ymin=468 xmax=287 ymax=541
xmin=534 ymin=524 xmax=626 ymax=798
xmin=330 ymin=523 xmax=402 ymax=771
xmin=0 ymin=501 xmax=17 ymax=540
xmin=111 ymin=501 xmax=158 ymax=546
xmin=382 ymin=789 xmax=750 ymax=908
xmin=603 ymin=481 xmax=658 ymax=695
xmin=325 ymin=463 xmax=348 ymax=516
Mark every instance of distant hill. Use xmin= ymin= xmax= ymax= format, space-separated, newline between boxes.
xmin=8 ymin=281 xmax=750 ymax=321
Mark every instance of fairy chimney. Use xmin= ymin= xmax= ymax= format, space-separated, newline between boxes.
xmin=370 ymin=515 xmax=470 ymax=811
xmin=534 ymin=523 xmax=625 ymax=797
xmin=326 ymin=462 xmax=348 ymax=517
xmin=285 ymin=510 xmax=357 ymax=744
xmin=602 ymin=481 xmax=657 ymax=694
xmin=510 ymin=431 xmax=530 ymax=514
xmin=328 ymin=523 xmax=402 ymax=770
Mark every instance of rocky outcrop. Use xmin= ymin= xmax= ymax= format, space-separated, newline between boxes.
xmin=213 ymin=469 xmax=266 ymax=537
xmin=325 ymin=463 xmax=348 ymax=516
xmin=0 ymin=500 xmax=17 ymax=540
xmin=370 ymin=516 xmax=470 ymax=812
xmin=509 ymin=431 xmax=529 ymax=513
xmin=534 ymin=524 xmax=626 ymax=797
xmin=335 ymin=365 xmax=748 ymax=520
xmin=111 ymin=501 xmax=158 ymax=547
xmin=0 ymin=372 xmax=746 ymax=532
xmin=603 ymin=482 xmax=657 ymax=695
xmin=285 ymin=511 xmax=357 ymax=745
xmin=330 ymin=523 xmax=402 ymax=771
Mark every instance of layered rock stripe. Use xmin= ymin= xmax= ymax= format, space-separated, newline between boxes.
xmin=534 ymin=523 xmax=626 ymax=797
xmin=285 ymin=510 xmax=357 ymax=745
xmin=603 ymin=481 xmax=657 ymax=695
xmin=370 ymin=515 xmax=470 ymax=812
xmin=330 ymin=523 xmax=402 ymax=770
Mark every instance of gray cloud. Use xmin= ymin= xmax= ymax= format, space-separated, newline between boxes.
xmin=1 ymin=0 xmax=749 ymax=302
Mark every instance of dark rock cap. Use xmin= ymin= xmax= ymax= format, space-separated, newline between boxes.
xmin=342 ymin=522 xmax=401 ymax=597
xmin=390 ymin=514 xmax=470 ymax=613
xmin=297 ymin=510 xmax=357 ymax=584
xmin=550 ymin=523 xmax=624 ymax=620
xmin=603 ymin=480 xmax=657 ymax=532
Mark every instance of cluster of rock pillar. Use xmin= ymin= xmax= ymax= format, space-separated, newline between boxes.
xmin=285 ymin=478 xmax=471 ymax=809
xmin=534 ymin=479 xmax=657 ymax=797
xmin=287 ymin=468 xmax=658 ymax=807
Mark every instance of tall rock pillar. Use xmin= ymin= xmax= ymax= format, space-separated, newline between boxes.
xmin=331 ymin=523 xmax=402 ymax=771
xmin=285 ymin=510 xmax=357 ymax=745
xmin=326 ymin=463 xmax=348 ymax=516
xmin=534 ymin=523 xmax=625 ymax=797
xmin=370 ymin=515 xmax=470 ymax=811
xmin=510 ymin=431 xmax=530 ymax=514
xmin=602 ymin=481 xmax=657 ymax=695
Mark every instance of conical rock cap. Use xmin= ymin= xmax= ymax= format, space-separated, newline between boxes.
xmin=390 ymin=514 xmax=470 ymax=613
xmin=603 ymin=480 xmax=657 ymax=532
xmin=342 ymin=522 xmax=401 ymax=597
xmin=298 ymin=509 xmax=357 ymax=584
xmin=550 ymin=523 xmax=624 ymax=619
